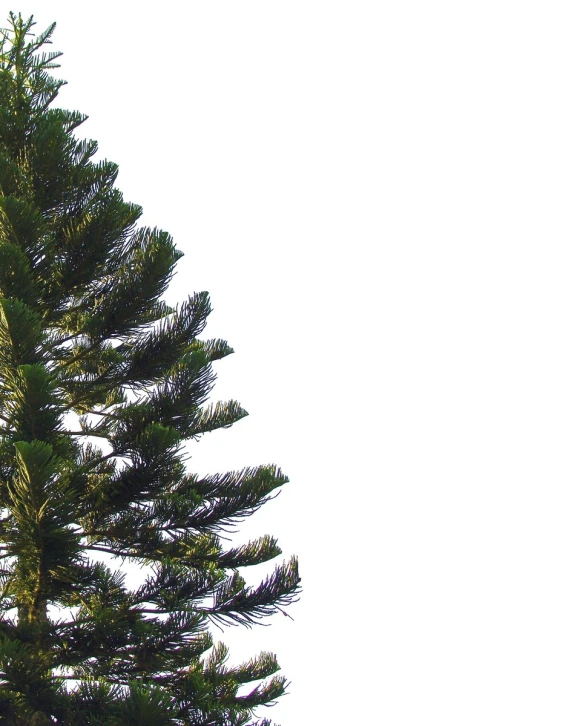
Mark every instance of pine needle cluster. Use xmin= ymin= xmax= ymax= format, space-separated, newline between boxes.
xmin=0 ymin=13 xmax=299 ymax=725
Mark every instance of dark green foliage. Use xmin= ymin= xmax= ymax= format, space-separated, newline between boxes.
xmin=0 ymin=13 xmax=299 ymax=724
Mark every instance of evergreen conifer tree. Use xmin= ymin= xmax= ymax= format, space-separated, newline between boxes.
xmin=0 ymin=13 xmax=299 ymax=725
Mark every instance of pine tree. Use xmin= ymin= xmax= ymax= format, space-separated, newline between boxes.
xmin=0 ymin=13 xmax=299 ymax=725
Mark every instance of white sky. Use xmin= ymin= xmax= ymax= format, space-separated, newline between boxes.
xmin=10 ymin=1 xmax=563 ymax=723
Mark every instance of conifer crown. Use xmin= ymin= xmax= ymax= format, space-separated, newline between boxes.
xmin=0 ymin=13 xmax=299 ymax=725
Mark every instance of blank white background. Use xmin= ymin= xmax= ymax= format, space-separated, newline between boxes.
xmin=11 ymin=1 xmax=563 ymax=723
